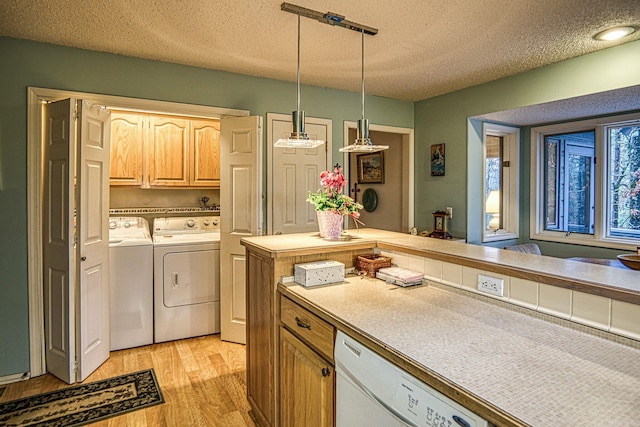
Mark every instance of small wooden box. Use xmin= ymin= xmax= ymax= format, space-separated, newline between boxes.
xmin=356 ymin=255 xmax=392 ymax=278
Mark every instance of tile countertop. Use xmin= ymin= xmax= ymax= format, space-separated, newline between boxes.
xmin=242 ymin=228 xmax=640 ymax=305
xmin=281 ymin=277 xmax=640 ymax=427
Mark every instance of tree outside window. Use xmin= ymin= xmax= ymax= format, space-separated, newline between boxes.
xmin=608 ymin=125 xmax=640 ymax=238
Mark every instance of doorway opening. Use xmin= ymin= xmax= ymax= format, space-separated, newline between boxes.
xmin=27 ymin=87 xmax=248 ymax=379
xmin=342 ymin=121 xmax=414 ymax=233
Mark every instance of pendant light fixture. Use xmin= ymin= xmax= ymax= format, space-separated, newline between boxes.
xmin=274 ymin=13 xmax=325 ymax=149
xmin=339 ymin=29 xmax=388 ymax=153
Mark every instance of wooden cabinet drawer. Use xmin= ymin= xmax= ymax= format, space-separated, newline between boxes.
xmin=280 ymin=296 xmax=335 ymax=361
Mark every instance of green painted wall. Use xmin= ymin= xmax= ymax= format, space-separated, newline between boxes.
xmin=0 ymin=37 xmax=412 ymax=377
xmin=3 ymin=35 xmax=640 ymax=379
xmin=414 ymin=39 xmax=640 ymax=254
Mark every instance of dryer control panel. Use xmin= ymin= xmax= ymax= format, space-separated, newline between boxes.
xmin=153 ymin=216 xmax=220 ymax=235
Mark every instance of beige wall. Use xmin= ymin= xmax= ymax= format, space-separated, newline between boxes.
xmin=348 ymin=130 xmax=404 ymax=232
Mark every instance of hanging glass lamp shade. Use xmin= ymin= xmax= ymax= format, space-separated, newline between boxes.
xmin=339 ymin=30 xmax=387 ymax=153
xmin=275 ymin=14 xmax=325 ymax=149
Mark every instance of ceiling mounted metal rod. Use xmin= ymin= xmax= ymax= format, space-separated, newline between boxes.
xmin=281 ymin=2 xmax=378 ymax=36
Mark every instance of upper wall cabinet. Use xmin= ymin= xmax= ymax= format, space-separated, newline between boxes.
xmin=148 ymin=114 xmax=190 ymax=187
xmin=109 ymin=111 xmax=221 ymax=188
xmin=110 ymin=112 xmax=145 ymax=186
xmin=190 ymin=119 xmax=221 ymax=187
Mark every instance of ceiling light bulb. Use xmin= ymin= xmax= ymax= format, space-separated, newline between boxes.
xmin=594 ymin=26 xmax=636 ymax=41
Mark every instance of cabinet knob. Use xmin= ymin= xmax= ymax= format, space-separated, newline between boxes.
xmin=80 ymin=256 xmax=87 ymax=261
xmin=295 ymin=317 xmax=312 ymax=330
xmin=321 ymin=367 xmax=330 ymax=377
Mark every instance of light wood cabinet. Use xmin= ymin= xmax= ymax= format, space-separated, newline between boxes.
xmin=243 ymin=242 xmax=373 ymax=427
xmin=108 ymin=111 xmax=220 ymax=188
xmin=109 ymin=112 xmax=145 ymax=186
xmin=279 ymin=327 xmax=334 ymax=427
xmin=246 ymin=250 xmax=275 ymax=427
xmin=280 ymin=296 xmax=335 ymax=427
xmin=148 ymin=114 xmax=190 ymax=187
xmin=190 ymin=119 xmax=221 ymax=187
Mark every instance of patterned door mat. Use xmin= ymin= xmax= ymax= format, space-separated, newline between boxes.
xmin=0 ymin=369 xmax=163 ymax=426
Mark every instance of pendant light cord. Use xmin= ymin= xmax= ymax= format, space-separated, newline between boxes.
xmin=361 ymin=29 xmax=365 ymax=120
xmin=297 ymin=14 xmax=301 ymax=113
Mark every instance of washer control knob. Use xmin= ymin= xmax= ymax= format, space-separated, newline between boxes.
xmin=109 ymin=220 xmax=117 ymax=230
xmin=124 ymin=221 xmax=131 ymax=228
xmin=203 ymin=219 xmax=210 ymax=226
xmin=186 ymin=219 xmax=196 ymax=228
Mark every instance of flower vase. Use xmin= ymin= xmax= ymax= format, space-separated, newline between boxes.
xmin=316 ymin=210 xmax=343 ymax=240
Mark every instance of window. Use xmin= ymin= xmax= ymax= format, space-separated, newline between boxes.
xmin=531 ymin=113 xmax=640 ymax=249
xmin=607 ymin=123 xmax=640 ymax=239
xmin=483 ymin=123 xmax=519 ymax=242
xmin=544 ymin=131 xmax=595 ymax=235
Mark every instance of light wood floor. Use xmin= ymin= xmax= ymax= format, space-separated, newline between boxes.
xmin=0 ymin=335 xmax=255 ymax=426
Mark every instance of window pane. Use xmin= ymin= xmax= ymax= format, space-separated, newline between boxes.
xmin=608 ymin=124 xmax=640 ymax=238
xmin=567 ymin=151 xmax=592 ymax=233
xmin=485 ymin=135 xmax=502 ymax=230
xmin=543 ymin=131 xmax=594 ymax=234
xmin=545 ymin=139 xmax=559 ymax=229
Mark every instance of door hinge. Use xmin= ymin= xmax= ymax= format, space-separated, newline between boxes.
xmin=502 ymin=160 xmax=510 ymax=167
xmin=73 ymin=361 xmax=79 ymax=373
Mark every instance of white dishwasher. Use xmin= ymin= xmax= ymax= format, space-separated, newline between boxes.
xmin=335 ymin=331 xmax=489 ymax=427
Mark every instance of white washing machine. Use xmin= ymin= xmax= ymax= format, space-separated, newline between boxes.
xmin=153 ymin=216 xmax=221 ymax=343
xmin=109 ymin=217 xmax=154 ymax=351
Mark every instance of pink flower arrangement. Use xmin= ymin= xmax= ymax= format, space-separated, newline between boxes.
xmin=307 ymin=165 xmax=363 ymax=220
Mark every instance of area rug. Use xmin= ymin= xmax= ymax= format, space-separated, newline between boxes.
xmin=0 ymin=369 xmax=163 ymax=426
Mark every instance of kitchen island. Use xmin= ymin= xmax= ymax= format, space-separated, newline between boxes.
xmin=241 ymin=229 xmax=640 ymax=427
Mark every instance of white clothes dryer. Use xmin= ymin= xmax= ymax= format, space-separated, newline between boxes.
xmin=153 ymin=216 xmax=220 ymax=343
xmin=109 ymin=217 xmax=154 ymax=351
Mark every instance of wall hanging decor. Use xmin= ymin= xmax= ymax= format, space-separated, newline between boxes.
xmin=357 ymin=152 xmax=384 ymax=184
xmin=430 ymin=143 xmax=445 ymax=176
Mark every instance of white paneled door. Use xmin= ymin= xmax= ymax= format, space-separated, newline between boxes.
xmin=220 ymin=116 xmax=263 ymax=344
xmin=267 ymin=113 xmax=331 ymax=235
xmin=43 ymin=99 xmax=111 ymax=384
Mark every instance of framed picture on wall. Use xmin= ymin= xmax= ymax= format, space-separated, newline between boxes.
xmin=357 ymin=152 xmax=385 ymax=184
xmin=430 ymin=143 xmax=445 ymax=176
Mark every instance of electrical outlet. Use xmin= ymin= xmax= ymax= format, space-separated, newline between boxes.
xmin=446 ymin=207 xmax=453 ymax=218
xmin=477 ymin=274 xmax=504 ymax=297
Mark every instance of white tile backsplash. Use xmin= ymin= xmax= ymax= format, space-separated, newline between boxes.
xmin=571 ymin=291 xmax=611 ymax=329
xmin=442 ymin=262 xmax=462 ymax=288
xmin=408 ymin=254 xmax=425 ymax=274
xmin=461 ymin=266 xmax=484 ymax=292
xmin=383 ymin=250 xmax=638 ymax=342
xmin=611 ymin=300 xmax=640 ymax=340
xmin=534 ymin=284 xmax=572 ymax=319
xmin=423 ymin=258 xmax=442 ymax=282
xmin=392 ymin=252 xmax=409 ymax=269
xmin=509 ymin=277 xmax=538 ymax=309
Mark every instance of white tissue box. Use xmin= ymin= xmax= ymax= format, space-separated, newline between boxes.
xmin=295 ymin=260 xmax=345 ymax=287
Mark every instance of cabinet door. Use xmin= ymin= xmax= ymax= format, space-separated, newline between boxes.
xmin=109 ymin=112 xmax=144 ymax=186
xmin=190 ymin=119 xmax=221 ymax=187
xmin=280 ymin=327 xmax=334 ymax=427
xmin=148 ymin=114 xmax=190 ymax=186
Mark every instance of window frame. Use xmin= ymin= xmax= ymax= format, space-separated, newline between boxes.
xmin=530 ymin=112 xmax=640 ymax=250
xmin=482 ymin=123 xmax=520 ymax=243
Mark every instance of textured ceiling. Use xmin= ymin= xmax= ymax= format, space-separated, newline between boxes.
xmin=1 ymin=0 xmax=639 ymax=101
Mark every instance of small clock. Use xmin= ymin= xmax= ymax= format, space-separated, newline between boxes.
xmin=429 ymin=210 xmax=452 ymax=239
